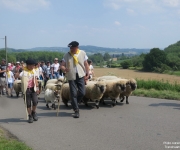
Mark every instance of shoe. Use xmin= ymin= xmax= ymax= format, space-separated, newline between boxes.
xmin=32 ymin=111 xmax=38 ymax=121
xmin=74 ymin=110 xmax=79 ymax=118
xmin=28 ymin=115 xmax=33 ymax=123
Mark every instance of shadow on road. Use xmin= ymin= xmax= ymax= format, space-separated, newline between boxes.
xmin=38 ymin=112 xmax=73 ymax=117
xmin=149 ymin=103 xmax=180 ymax=110
xmin=0 ymin=118 xmax=27 ymax=123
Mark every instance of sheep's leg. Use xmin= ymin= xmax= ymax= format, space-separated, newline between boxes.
xmin=52 ymin=103 xmax=56 ymax=110
xmin=111 ymin=99 xmax=116 ymax=107
xmin=100 ymin=98 xmax=106 ymax=105
xmin=46 ymin=103 xmax=49 ymax=108
xmin=120 ymin=96 xmax=125 ymax=102
xmin=16 ymin=92 xmax=19 ymax=97
xmin=126 ymin=96 xmax=129 ymax=104
xmin=95 ymin=100 xmax=99 ymax=109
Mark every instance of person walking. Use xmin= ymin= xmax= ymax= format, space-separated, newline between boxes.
xmin=0 ymin=59 xmax=7 ymax=96
xmin=19 ymin=59 xmax=39 ymax=123
xmin=44 ymin=61 xmax=52 ymax=87
xmin=87 ymin=60 xmax=95 ymax=79
xmin=4 ymin=66 xmax=15 ymax=97
xmin=51 ymin=58 xmax=60 ymax=79
xmin=60 ymin=41 xmax=89 ymax=118
xmin=13 ymin=61 xmax=22 ymax=80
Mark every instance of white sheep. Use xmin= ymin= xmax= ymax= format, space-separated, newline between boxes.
xmin=120 ymin=78 xmax=137 ymax=104
xmin=46 ymin=78 xmax=64 ymax=85
xmin=61 ymin=83 xmax=71 ymax=107
xmin=13 ymin=80 xmax=22 ymax=97
xmin=45 ymin=83 xmax=62 ymax=91
xmin=45 ymin=89 xmax=60 ymax=110
xmin=97 ymin=76 xmax=119 ymax=80
xmin=83 ymin=80 xmax=107 ymax=109
xmin=101 ymin=79 xmax=127 ymax=106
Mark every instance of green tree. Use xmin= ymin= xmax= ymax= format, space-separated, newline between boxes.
xmin=121 ymin=60 xmax=132 ymax=69
xmin=103 ymin=53 xmax=111 ymax=61
xmin=143 ymin=48 xmax=167 ymax=71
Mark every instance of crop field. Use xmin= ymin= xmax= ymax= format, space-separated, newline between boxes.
xmin=94 ymin=68 xmax=180 ymax=83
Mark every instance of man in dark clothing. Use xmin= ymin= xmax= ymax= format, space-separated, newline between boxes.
xmin=0 ymin=59 xmax=7 ymax=95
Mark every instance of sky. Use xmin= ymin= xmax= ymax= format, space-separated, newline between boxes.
xmin=0 ymin=0 xmax=180 ymax=49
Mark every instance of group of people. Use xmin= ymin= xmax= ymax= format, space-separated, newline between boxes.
xmin=0 ymin=41 xmax=95 ymax=122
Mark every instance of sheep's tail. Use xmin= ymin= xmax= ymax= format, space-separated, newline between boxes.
xmin=57 ymin=75 xmax=67 ymax=117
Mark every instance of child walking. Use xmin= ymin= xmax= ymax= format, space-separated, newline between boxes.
xmin=4 ymin=67 xmax=15 ymax=97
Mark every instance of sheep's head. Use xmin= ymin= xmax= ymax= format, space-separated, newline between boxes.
xmin=129 ymin=78 xmax=137 ymax=91
xmin=54 ymin=90 xmax=60 ymax=98
xmin=95 ymin=81 xmax=107 ymax=93
xmin=54 ymin=83 xmax=62 ymax=90
xmin=116 ymin=82 xmax=126 ymax=92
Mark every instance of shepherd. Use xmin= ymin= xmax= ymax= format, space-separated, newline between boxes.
xmin=19 ymin=59 xmax=39 ymax=123
xmin=60 ymin=41 xmax=89 ymax=118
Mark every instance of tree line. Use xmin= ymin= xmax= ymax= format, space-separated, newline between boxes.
xmin=0 ymin=51 xmax=64 ymax=63
xmin=1 ymin=40 xmax=180 ymax=73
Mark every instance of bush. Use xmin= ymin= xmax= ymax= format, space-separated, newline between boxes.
xmin=121 ymin=60 xmax=132 ymax=69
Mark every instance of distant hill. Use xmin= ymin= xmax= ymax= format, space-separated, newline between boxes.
xmin=164 ymin=41 xmax=180 ymax=53
xmin=0 ymin=45 xmax=150 ymax=55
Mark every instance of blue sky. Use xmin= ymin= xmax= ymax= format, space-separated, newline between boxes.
xmin=0 ymin=0 xmax=180 ymax=49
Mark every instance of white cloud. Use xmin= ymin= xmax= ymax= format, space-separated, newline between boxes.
xmin=126 ymin=8 xmax=136 ymax=15
xmin=0 ymin=0 xmax=50 ymax=12
xmin=114 ymin=21 xmax=121 ymax=25
xmin=163 ymin=0 xmax=180 ymax=7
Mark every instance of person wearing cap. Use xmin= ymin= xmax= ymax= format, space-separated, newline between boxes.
xmin=51 ymin=58 xmax=60 ymax=79
xmin=19 ymin=59 xmax=39 ymax=123
xmin=13 ymin=61 xmax=22 ymax=80
xmin=60 ymin=41 xmax=89 ymax=118
xmin=0 ymin=59 xmax=7 ymax=95
xmin=8 ymin=63 xmax=12 ymax=71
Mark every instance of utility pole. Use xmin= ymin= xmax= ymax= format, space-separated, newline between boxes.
xmin=5 ymin=36 xmax=7 ymax=66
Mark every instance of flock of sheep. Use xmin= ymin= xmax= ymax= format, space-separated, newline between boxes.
xmin=44 ymin=76 xmax=137 ymax=109
xmin=13 ymin=76 xmax=137 ymax=110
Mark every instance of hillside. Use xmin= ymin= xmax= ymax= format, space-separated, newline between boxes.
xmin=164 ymin=41 xmax=180 ymax=53
xmin=0 ymin=46 xmax=150 ymax=55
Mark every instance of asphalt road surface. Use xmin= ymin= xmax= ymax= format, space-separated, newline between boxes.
xmin=0 ymin=92 xmax=180 ymax=150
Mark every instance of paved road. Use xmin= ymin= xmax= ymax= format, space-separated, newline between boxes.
xmin=0 ymin=92 xmax=180 ymax=150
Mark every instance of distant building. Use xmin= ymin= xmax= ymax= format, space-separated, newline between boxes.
xmin=112 ymin=58 xmax=117 ymax=61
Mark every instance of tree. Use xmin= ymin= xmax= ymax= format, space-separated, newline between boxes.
xmin=143 ymin=48 xmax=167 ymax=71
xmin=103 ymin=53 xmax=111 ymax=61
xmin=121 ymin=60 xmax=132 ymax=69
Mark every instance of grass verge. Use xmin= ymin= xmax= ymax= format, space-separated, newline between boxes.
xmin=0 ymin=127 xmax=32 ymax=150
xmin=132 ymin=89 xmax=180 ymax=100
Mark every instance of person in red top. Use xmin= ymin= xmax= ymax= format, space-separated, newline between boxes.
xmin=19 ymin=59 xmax=39 ymax=123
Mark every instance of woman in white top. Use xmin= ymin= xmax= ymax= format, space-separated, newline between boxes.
xmin=51 ymin=58 xmax=60 ymax=79
xmin=87 ymin=60 xmax=94 ymax=79
xmin=34 ymin=62 xmax=44 ymax=80
xmin=4 ymin=67 xmax=15 ymax=97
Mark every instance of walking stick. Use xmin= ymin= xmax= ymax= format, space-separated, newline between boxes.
xmin=56 ymin=75 xmax=66 ymax=117
xmin=57 ymin=61 xmax=69 ymax=117
xmin=21 ymin=74 xmax=28 ymax=120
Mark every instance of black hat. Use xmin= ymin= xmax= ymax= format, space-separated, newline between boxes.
xmin=26 ymin=59 xmax=36 ymax=65
xmin=68 ymin=41 xmax=79 ymax=48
